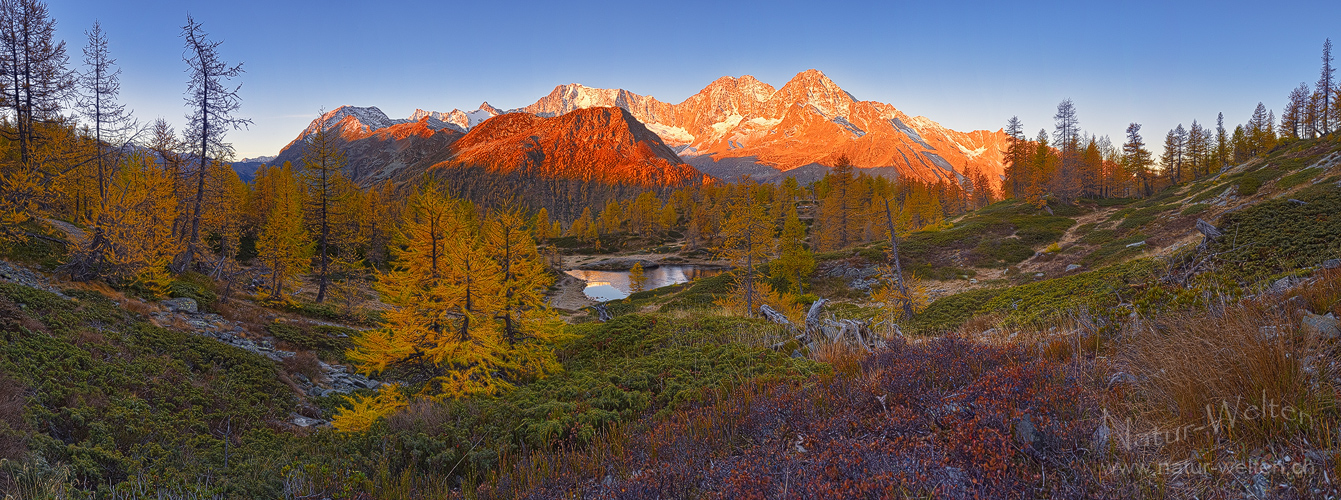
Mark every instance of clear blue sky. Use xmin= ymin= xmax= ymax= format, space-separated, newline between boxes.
xmin=49 ymin=0 xmax=1341 ymax=159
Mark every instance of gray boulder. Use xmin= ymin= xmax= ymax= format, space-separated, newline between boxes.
xmin=1323 ymin=259 xmax=1340 ymax=270
xmin=161 ymin=297 xmax=198 ymax=313
xmin=1013 ymin=414 xmax=1040 ymax=448
xmin=1302 ymin=313 xmax=1340 ymax=339
xmin=1065 ymin=264 xmax=1082 ymax=272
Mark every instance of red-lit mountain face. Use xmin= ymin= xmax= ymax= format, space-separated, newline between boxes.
xmin=273 ymin=105 xmax=704 ymax=189
xmin=444 ymin=107 xmax=705 ymax=187
xmin=520 ymin=70 xmax=1010 ymax=187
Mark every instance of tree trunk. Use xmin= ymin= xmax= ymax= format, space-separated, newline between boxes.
xmin=882 ymin=198 xmax=915 ymax=318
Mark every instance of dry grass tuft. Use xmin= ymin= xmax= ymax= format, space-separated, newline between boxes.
xmin=810 ymin=340 xmax=870 ymax=378
xmin=0 ymin=373 xmax=28 ymax=460
xmin=116 ymin=297 xmax=158 ymax=317
xmin=1121 ymin=297 xmax=1336 ymax=450
xmin=1292 ymin=267 xmax=1341 ymax=316
xmin=214 ymin=299 xmax=273 ymax=335
xmin=283 ymin=351 xmax=323 ymax=382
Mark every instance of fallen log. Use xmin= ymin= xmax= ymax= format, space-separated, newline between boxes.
xmin=760 ymin=304 xmax=795 ymax=330
xmin=1196 ymin=218 xmax=1223 ymax=240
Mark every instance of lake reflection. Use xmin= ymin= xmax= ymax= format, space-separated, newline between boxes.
xmin=564 ymin=265 xmax=722 ymax=301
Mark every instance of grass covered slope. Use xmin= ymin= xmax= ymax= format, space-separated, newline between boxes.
xmin=0 ymin=283 xmax=295 ymax=497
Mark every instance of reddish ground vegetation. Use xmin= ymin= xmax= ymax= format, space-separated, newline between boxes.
xmin=476 ymin=337 xmax=1106 ymax=499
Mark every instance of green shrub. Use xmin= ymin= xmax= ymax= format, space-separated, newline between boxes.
xmin=1275 ymin=168 xmax=1321 ymax=190
xmin=907 ymin=287 xmax=1005 ymax=334
xmin=1180 ymin=203 xmax=1210 ymax=216
xmin=1212 ymin=183 xmax=1341 ymax=280
xmin=968 ymin=238 xmax=1034 ymax=267
xmin=0 ymin=283 xmax=295 ymax=495
xmin=981 ymin=260 xmax=1155 ymax=325
xmin=1079 ymin=229 xmax=1115 ymax=245
xmin=167 ymin=272 xmax=218 ymax=311
xmin=1238 ymin=175 xmax=1263 ymax=196
xmin=1093 ymin=197 xmax=1137 ymax=207
xmin=1081 ymin=233 xmax=1149 ymax=267
xmin=268 ymin=322 xmax=357 ymax=362
xmin=1190 ymin=184 xmax=1229 ymax=203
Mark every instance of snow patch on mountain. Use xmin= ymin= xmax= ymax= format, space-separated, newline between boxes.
xmin=710 ymin=114 xmax=745 ymax=139
xmin=832 ymin=116 xmax=866 ymax=138
xmin=956 ymin=143 xmax=987 ymax=158
xmin=645 ymin=123 xmax=694 ymax=145
xmin=316 ymin=106 xmax=401 ymax=133
xmin=747 ymin=117 xmax=782 ymax=128
xmin=890 ymin=117 xmax=932 ymax=150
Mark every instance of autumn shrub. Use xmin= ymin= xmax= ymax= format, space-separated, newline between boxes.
xmin=1290 ymin=267 xmax=1341 ymax=316
xmin=476 ymin=337 xmax=1106 ymax=499
xmin=0 ymin=373 xmax=27 ymax=461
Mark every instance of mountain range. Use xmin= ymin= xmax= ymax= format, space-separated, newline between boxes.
xmin=270 ymin=70 xmax=1008 ymax=189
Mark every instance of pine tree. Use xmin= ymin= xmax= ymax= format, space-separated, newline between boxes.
xmin=1214 ymin=112 xmax=1229 ymax=170
xmin=331 ymin=384 xmax=407 ymax=433
xmin=347 ymin=184 xmax=559 ymax=400
xmin=1052 ymin=99 xmax=1082 ymax=201
xmin=177 ymin=15 xmax=251 ymax=273
xmin=1123 ymin=123 xmax=1154 ymax=197
xmin=0 ymin=0 xmax=74 ymax=168
xmin=717 ymin=192 xmax=775 ymax=316
xmin=1028 ymin=129 xmax=1053 ymax=205
xmin=1284 ymin=83 xmax=1310 ymax=140
xmin=1320 ymin=38 xmax=1335 ymax=135
xmin=65 ymin=154 xmax=180 ymax=294
xmin=255 ymin=164 xmax=310 ymax=300
xmin=1160 ymin=126 xmax=1186 ymax=184
xmin=299 ymin=122 xmax=348 ymax=303
xmin=201 ymin=160 xmax=248 ymax=278
xmin=597 ymin=199 xmax=623 ymax=236
xmin=657 ymin=203 xmax=677 ymax=232
xmin=567 ymin=206 xmax=594 ymax=241
xmin=1002 ymin=116 xmax=1028 ymax=199
xmin=532 ymin=207 xmax=552 ymax=240
xmin=1232 ymin=125 xmax=1249 ymax=164
xmin=770 ymin=204 xmax=814 ymax=294
xmin=75 ymin=21 xmax=136 ymax=207
xmin=816 ymin=156 xmax=857 ymax=250
xmin=628 ymin=261 xmax=647 ymax=294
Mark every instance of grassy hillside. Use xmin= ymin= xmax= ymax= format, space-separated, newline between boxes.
xmin=3 ymin=135 xmax=1340 ymax=498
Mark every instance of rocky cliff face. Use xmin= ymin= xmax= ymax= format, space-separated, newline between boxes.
xmin=272 ymin=107 xmax=464 ymax=182
xmin=444 ymin=107 xmax=704 ymax=186
xmin=517 ymin=70 xmax=1008 ymax=185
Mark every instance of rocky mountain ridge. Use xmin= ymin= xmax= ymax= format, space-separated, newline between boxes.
xmin=274 ymin=70 xmax=1008 ymax=187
